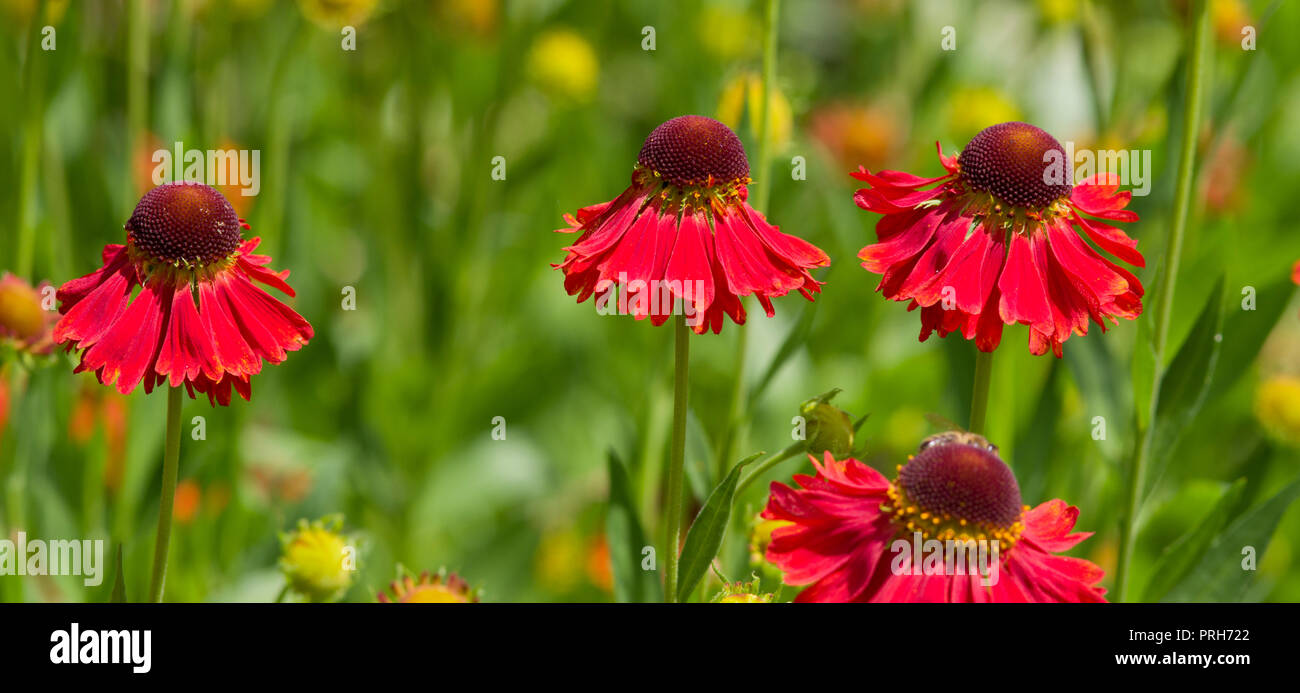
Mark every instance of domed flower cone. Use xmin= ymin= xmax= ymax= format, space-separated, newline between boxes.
xmin=762 ymin=435 xmax=1107 ymax=602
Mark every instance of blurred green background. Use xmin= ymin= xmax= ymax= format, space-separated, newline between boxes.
xmin=1 ymin=0 xmax=1299 ymax=603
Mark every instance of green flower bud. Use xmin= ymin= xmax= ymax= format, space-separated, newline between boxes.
xmin=800 ymin=389 xmax=855 ymax=457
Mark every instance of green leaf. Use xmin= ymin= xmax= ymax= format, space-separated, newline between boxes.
xmin=684 ymin=410 xmax=715 ymax=503
xmin=675 ymin=452 xmax=763 ymax=603
xmin=1163 ymin=474 xmax=1300 ymax=602
xmin=1130 ymin=280 xmax=1157 ymax=432
xmin=749 ymin=301 xmax=818 ymax=407
xmin=109 ymin=544 xmax=127 ymax=603
xmin=1142 ymin=479 xmax=1245 ymax=602
xmin=1066 ymin=329 xmax=1129 ymax=461
xmin=1011 ymin=361 xmax=1062 ymax=503
xmin=605 ymin=450 xmax=661 ymax=603
xmin=1145 ymin=275 xmax=1225 ymax=498
xmin=1209 ymin=275 xmax=1297 ymax=399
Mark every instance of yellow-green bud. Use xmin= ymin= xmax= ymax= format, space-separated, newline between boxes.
xmin=280 ymin=516 xmax=354 ymax=603
xmin=800 ymin=390 xmax=855 ymax=457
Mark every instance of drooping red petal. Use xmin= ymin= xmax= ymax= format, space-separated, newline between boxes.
xmin=1070 ymin=173 xmax=1138 ymax=222
xmin=997 ymin=232 xmax=1053 ymax=330
xmin=597 ymin=202 xmax=672 ymax=322
xmin=79 ymin=279 xmax=170 ymax=395
xmin=198 ymin=279 xmax=260 ymax=378
xmin=663 ymin=207 xmax=715 ymax=329
xmin=858 ymin=206 xmax=942 ymax=276
xmin=155 ymin=282 xmax=220 ymax=386
xmin=53 ymin=259 xmax=136 ymax=349
xmin=713 ymin=206 xmax=803 ymax=301
xmin=1073 ymin=212 xmax=1145 ymax=268
xmin=740 ymin=203 xmax=830 ymax=271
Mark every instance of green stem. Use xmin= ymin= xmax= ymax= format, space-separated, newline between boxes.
xmin=16 ymin=12 xmax=46 ymax=279
xmin=968 ymin=349 xmax=993 ymax=435
xmin=736 ymin=441 xmax=806 ymax=496
xmin=716 ymin=0 xmax=780 ymax=478
xmin=754 ymin=0 xmax=780 ymax=211
xmin=1114 ymin=0 xmax=1210 ymax=603
xmin=126 ymin=0 xmax=148 ymax=212
xmin=147 ymin=386 xmax=184 ymax=603
xmin=274 ymin=584 xmax=290 ymax=604
xmin=663 ymin=317 xmax=691 ymax=603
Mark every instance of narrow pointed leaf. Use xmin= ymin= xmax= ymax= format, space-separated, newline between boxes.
xmin=1142 ymin=479 xmax=1244 ymax=602
xmin=1145 ymin=275 xmax=1225 ymax=498
xmin=1164 ymin=474 xmax=1300 ymax=602
xmin=675 ymin=452 xmax=763 ymax=602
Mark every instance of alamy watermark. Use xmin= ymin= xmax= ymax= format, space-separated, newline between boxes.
xmin=0 ymin=532 xmax=104 ymax=587
xmin=890 ymin=532 xmax=1000 ymax=587
xmin=594 ymin=275 xmax=709 ymax=328
xmin=1044 ymin=142 xmax=1153 ymax=196
xmin=152 ymin=141 xmax=261 ymax=196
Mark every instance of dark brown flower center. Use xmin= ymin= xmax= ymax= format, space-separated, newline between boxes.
xmin=126 ymin=183 xmax=243 ymax=267
xmin=896 ymin=442 xmax=1023 ymax=530
xmin=959 ymin=121 xmax=1072 ymax=209
xmin=637 ymin=115 xmax=750 ymax=188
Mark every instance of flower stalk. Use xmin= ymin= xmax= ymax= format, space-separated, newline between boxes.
xmin=663 ymin=316 xmax=691 ymax=603
xmin=736 ymin=440 xmax=805 ymax=496
xmin=717 ymin=0 xmax=782 ymax=478
xmin=147 ymin=385 xmax=184 ymax=603
xmin=1114 ymin=0 xmax=1211 ymax=602
xmin=969 ymin=349 xmax=993 ymax=435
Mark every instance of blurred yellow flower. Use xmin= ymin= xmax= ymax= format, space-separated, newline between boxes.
xmin=1036 ymin=0 xmax=1079 ymax=24
xmin=717 ymin=72 xmax=792 ymax=151
xmin=1211 ymin=0 xmax=1250 ymax=45
xmin=280 ymin=516 xmax=355 ymax=602
xmin=534 ymin=527 xmax=584 ymax=594
xmin=698 ymin=5 xmax=759 ymax=60
xmin=945 ymin=87 xmax=1021 ymax=143
xmin=0 ymin=272 xmax=55 ymax=356
xmin=1 ymin=0 xmax=69 ymax=26
xmin=527 ymin=29 xmax=599 ymax=103
xmin=1256 ymin=376 xmax=1300 ymax=449
xmin=297 ymin=0 xmax=378 ymax=29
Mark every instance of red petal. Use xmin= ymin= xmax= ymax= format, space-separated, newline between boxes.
xmin=1073 ymin=212 xmax=1145 ymax=268
xmin=997 ymin=233 xmax=1052 ymax=330
xmin=155 ymin=283 xmax=220 ymax=386
xmin=80 ymin=280 xmax=169 ymax=395
xmin=663 ymin=208 xmax=715 ymax=324
xmin=199 ymin=280 xmax=260 ymax=377
xmin=1070 ymin=173 xmax=1138 ymax=222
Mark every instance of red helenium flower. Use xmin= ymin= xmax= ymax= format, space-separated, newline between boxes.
xmin=554 ymin=115 xmax=830 ymax=334
xmin=54 ymin=182 xmax=313 ymax=406
xmin=853 ymin=121 xmax=1145 ymax=356
xmin=762 ymin=442 xmax=1107 ymax=602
